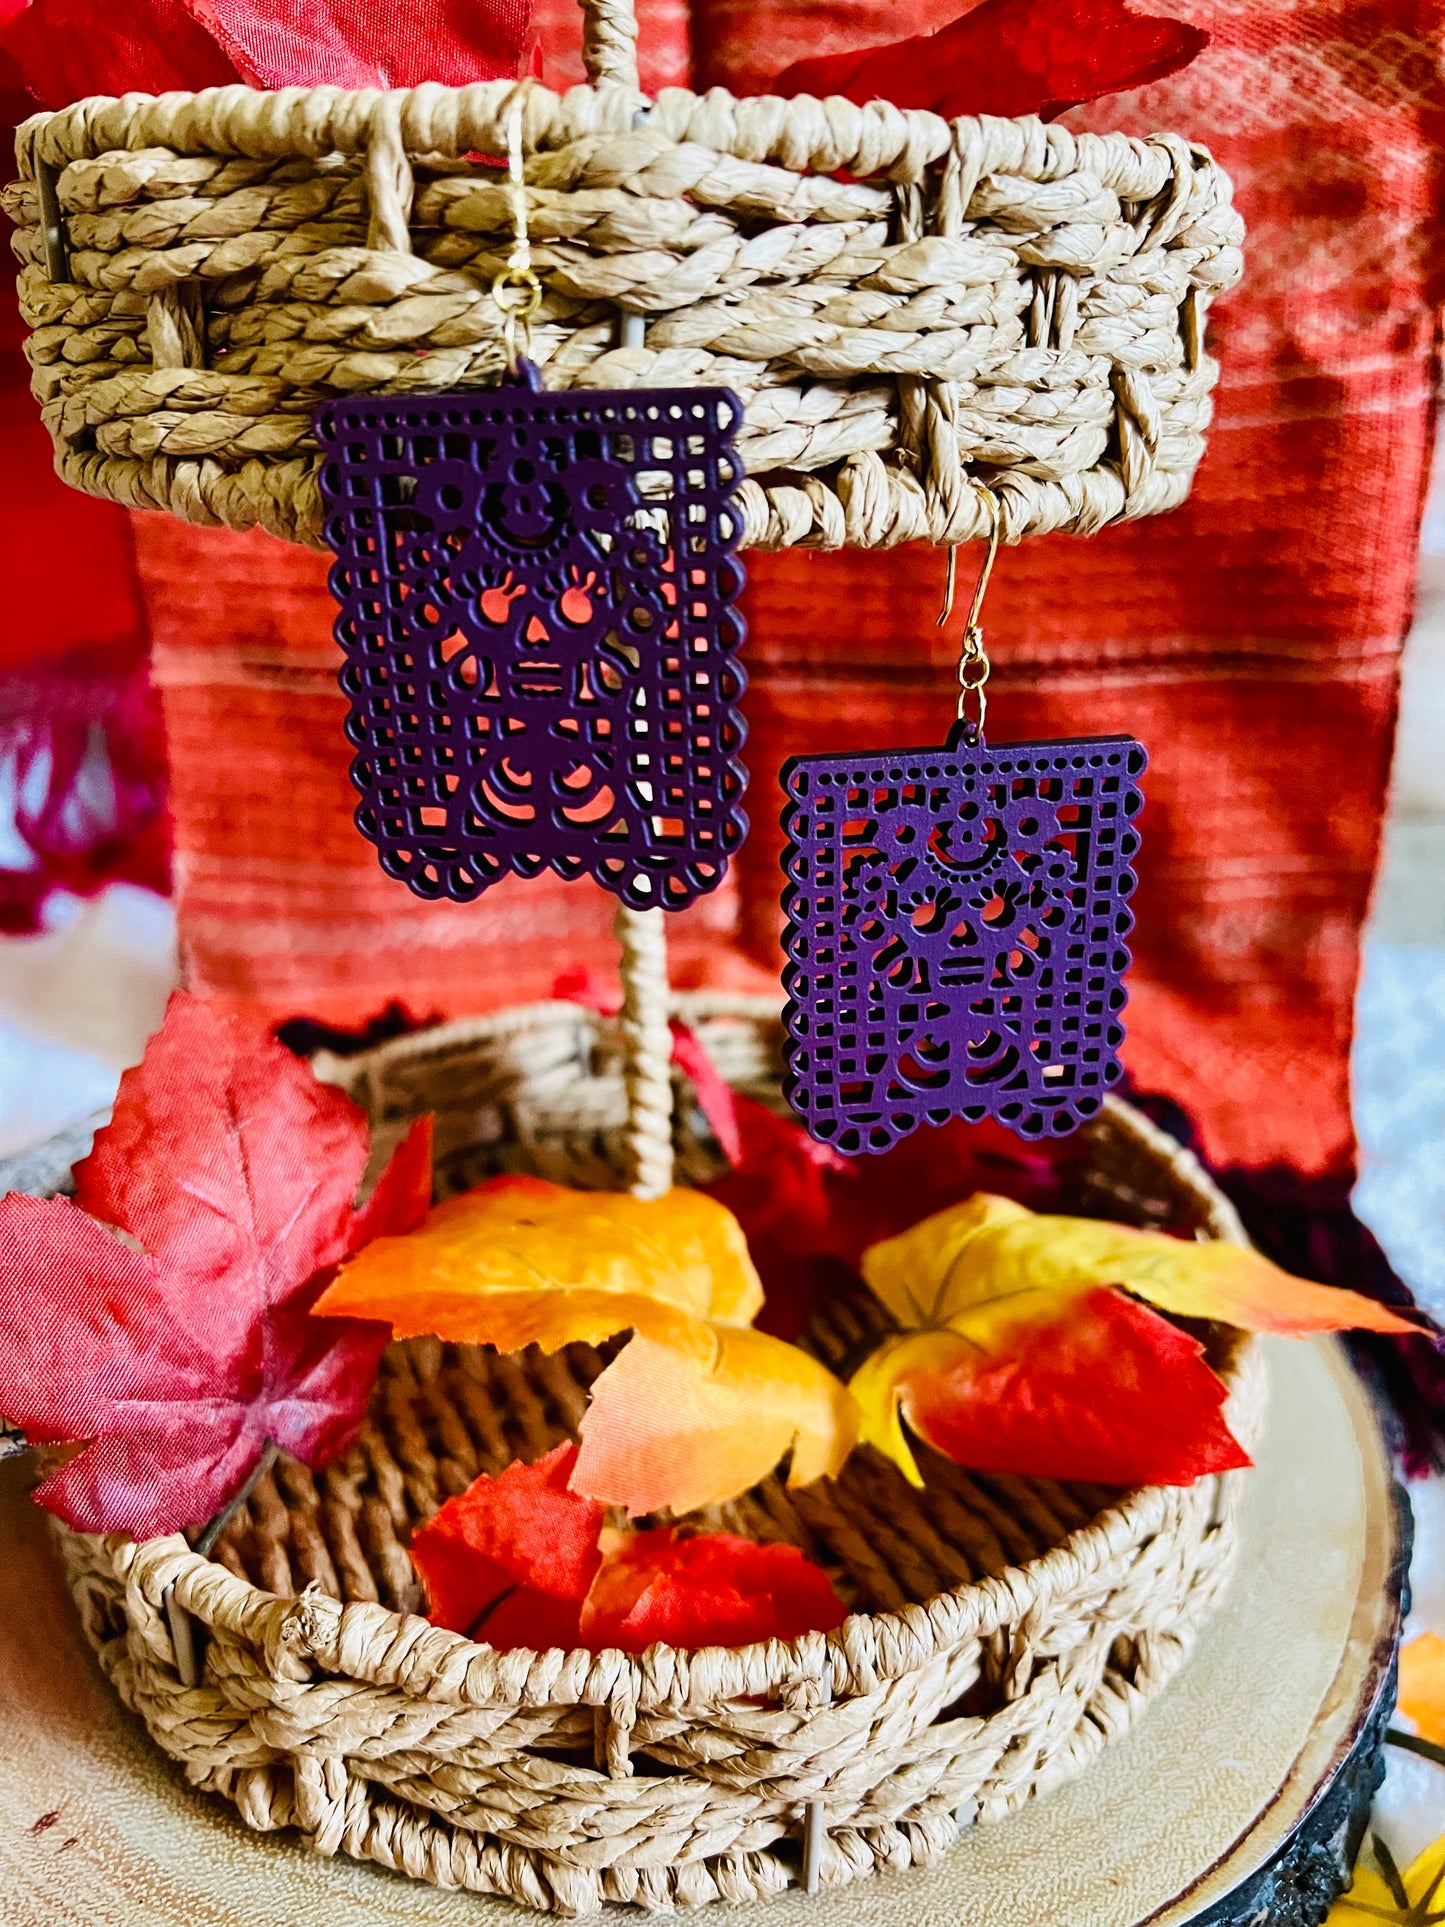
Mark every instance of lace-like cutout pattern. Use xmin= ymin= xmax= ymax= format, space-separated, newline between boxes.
xmin=317 ymin=372 xmax=747 ymax=909
xmin=781 ymin=731 xmax=1147 ymax=1152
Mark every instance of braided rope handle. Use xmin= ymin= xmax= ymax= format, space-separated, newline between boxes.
xmin=579 ymin=0 xmax=641 ymax=90
xmin=617 ymin=903 xmax=675 ymax=1198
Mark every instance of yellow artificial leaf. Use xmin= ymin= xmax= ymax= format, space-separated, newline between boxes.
xmin=1327 ymin=1831 xmax=1445 ymax=1925
xmin=848 ymin=1330 xmax=973 ymax=1487
xmin=313 ymin=1173 xmax=763 ymax=1352
xmin=573 ymin=1326 xmax=859 ymax=1516
xmin=1400 ymin=1631 xmax=1445 ymax=1746
xmin=862 ymin=1194 xmax=1423 ymax=1339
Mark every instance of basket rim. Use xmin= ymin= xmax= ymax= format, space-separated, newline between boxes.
xmin=85 ymin=1062 xmax=1262 ymax=1716
xmin=14 ymin=76 xmax=1222 ymax=183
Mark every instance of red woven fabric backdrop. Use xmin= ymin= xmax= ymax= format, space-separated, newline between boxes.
xmin=141 ymin=0 xmax=1445 ymax=1176
xmin=706 ymin=0 xmax=1445 ymax=1178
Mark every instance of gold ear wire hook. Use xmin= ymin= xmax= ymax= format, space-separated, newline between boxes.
xmin=492 ymin=89 xmax=543 ymax=373
xmin=937 ymin=486 xmax=1001 ymax=744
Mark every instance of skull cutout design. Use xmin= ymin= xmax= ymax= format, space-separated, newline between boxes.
xmin=316 ymin=372 xmax=747 ymax=910
xmin=781 ymin=731 xmax=1147 ymax=1152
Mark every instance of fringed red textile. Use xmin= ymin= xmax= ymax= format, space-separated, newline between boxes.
xmin=0 ymin=76 xmax=169 ymax=930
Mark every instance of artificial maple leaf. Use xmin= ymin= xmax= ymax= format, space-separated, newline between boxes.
xmin=864 ymin=1195 xmax=1423 ymax=1340
xmin=851 ymin=1192 xmax=1420 ymax=1488
xmin=850 ymin=1283 xmax=1247 ymax=1487
xmin=1400 ymin=1632 xmax=1445 ymax=1747
xmin=705 ymin=1100 xmax=1071 ymax=1340
xmin=409 ymin=1444 xmax=847 ymax=1652
xmin=574 ymin=1326 xmax=859 ymax=1516
xmin=314 ymin=1174 xmax=764 ymax=1353
xmin=0 ymin=0 xmax=239 ymax=107
xmin=580 ymin=1525 xmax=848 ymax=1652
xmin=0 ymin=0 xmax=528 ymax=107
xmin=318 ymin=1173 xmax=857 ymax=1515
xmin=181 ymin=0 xmax=529 ymax=91
xmin=1327 ymin=1832 xmax=1445 ymax=1927
xmin=772 ymin=0 xmax=1207 ymax=124
xmin=0 ymin=991 xmax=430 ymax=1538
xmin=409 ymin=1441 xmax=603 ymax=1638
xmin=704 ymin=1094 xmax=852 ymax=1339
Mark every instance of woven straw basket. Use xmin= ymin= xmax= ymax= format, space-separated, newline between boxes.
xmin=53 ymin=997 xmax=1264 ymax=1917
xmin=5 ymin=0 xmax=1243 ymax=553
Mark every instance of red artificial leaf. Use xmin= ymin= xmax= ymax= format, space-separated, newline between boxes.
xmin=408 ymin=1441 xmax=603 ymax=1637
xmin=580 ymin=1527 xmax=849 ymax=1653
xmin=1 ymin=0 xmax=528 ymax=106
xmin=0 ymin=0 xmax=239 ymax=107
xmin=0 ymin=991 xmax=430 ymax=1538
xmin=473 ymin=1585 xmax=590 ymax=1651
xmin=772 ymin=0 xmax=1207 ymax=125
xmin=410 ymin=1446 xmax=848 ymax=1653
xmin=705 ymin=1099 xmax=1072 ymax=1339
xmin=703 ymin=1095 xmax=848 ymax=1337
xmin=668 ymin=1024 xmax=743 ymax=1167
xmin=552 ymin=969 xmax=743 ymax=1167
xmin=348 ymin=1115 xmax=435 ymax=1253
xmin=853 ymin=1284 xmax=1248 ymax=1487
xmin=182 ymin=0 xmax=530 ymax=91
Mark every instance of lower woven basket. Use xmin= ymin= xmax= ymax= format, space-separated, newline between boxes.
xmin=55 ymin=997 xmax=1264 ymax=1917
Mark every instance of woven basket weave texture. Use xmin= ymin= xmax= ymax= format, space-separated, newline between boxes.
xmin=5 ymin=0 xmax=1243 ymax=552
xmin=56 ymin=999 xmax=1263 ymax=1917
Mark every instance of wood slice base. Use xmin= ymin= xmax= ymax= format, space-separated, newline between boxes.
xmin=0 ymin=1336 xmax=1403 ymax=1927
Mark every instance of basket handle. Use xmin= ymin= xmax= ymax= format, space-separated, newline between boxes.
xmin=580 ymin=0 xmax=641 ymax=91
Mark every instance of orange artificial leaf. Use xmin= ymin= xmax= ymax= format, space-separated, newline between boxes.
xmin=408 ymin=1441 xmax=603 ymax=1638
xmin=580 ymin=1526 xmax=848 ymax=1652
xmin=314 ymin=1174 xmax=763 ymax=1353
xmin=319 ymin=1175 xmax=851 ymax=1517
xmin=573 ymin=1327 xmax=859 ymax=1517
xmin=1399 ymin=1631 xmax=1445 ymax=1747
xmin=851 ymin=1190 xmax=1419 ymax=1489
xmin=862 ymin=1194 xmax=1423 ymax=1340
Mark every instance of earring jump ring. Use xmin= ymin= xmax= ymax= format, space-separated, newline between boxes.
xmin=939 ymin=483 xmax=1002 ymax=744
